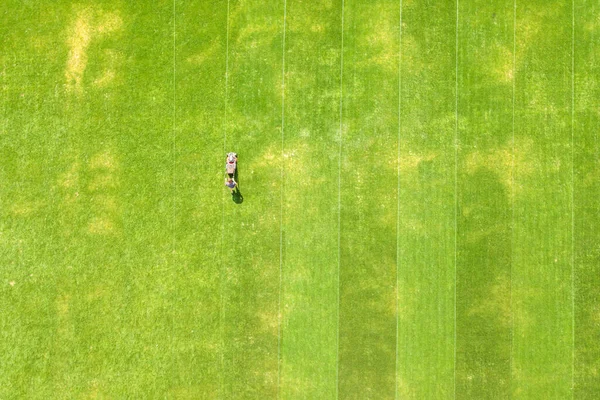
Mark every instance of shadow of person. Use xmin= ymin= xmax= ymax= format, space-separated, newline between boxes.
xmin=232 ymin=188 xmax=243 ymax=204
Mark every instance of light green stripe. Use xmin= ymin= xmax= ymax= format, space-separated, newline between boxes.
xmin=278 ymin=0 xmax=341 ymax=398
xmin=221 ymin=0 xmax=284 ymax=397
xmin=169 ymin=0 xmax=228 ymax=397
xmin=398 ymin=0 xmax=456 ymax=398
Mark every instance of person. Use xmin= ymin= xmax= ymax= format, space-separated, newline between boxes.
xmin=225 ymin=177 xmax=237 ymax=193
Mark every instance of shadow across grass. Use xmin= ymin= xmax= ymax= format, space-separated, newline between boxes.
xmin=232 ymin=162 xmax=243 ymax=204
xmin=232 ymin=188 xmax=243 ymax=204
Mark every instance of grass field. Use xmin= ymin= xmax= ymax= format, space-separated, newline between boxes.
xmin=1 ymin=0 xmax=599 ymax=399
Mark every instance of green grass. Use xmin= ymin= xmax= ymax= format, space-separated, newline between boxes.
xmin=1 ymin=0 xmax=600 ymax=399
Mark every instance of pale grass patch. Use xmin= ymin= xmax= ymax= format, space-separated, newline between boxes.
xmin=86 ymin=379 xmax=101 ymax=400
xmin=57 ymin=294 xmax=70 ymax=317
xmin=186 ymin=39 xmax=220 ymax=66
xmin=87 ymin=150 xmax=120 ymax=235
xmin=58 ymin=161 xmax=80 ymax=188
xmin=65 ymin=10 xmax=92 ymax=93
xmin=310 ymin=24 xmax=325 ymax=33
xmin=86 ymin=285 xmax=106 ymax=301
xmin=89 ymin=149 xmax=118 ymax=170
xmin=90 ymin=194 xmax=119 ymax=213
xmin=257 ymin=310 xmax=279 ymax=334
xmin=492 ymin=45 xmax=514 ymax=83
xmin=396 ymin=376 xmax=412 ymax=399
xmin=464 ymin=137 xmax=535 ymax=191
xmin=511 ymin=285 xmax=542 ymax=332
xmin=236 ymin=23 xmax=280 ymax=46
xmin=95 ymin=12 xmax=122 ymax=34
xmin=399 ymin=151 xmax=437 ymax=171
xmin=65 ymin=7 xmax=122 ymax=93
xmin=467 ymin=274 xmax=511 ymax=327
xmin=516 ymin=16 xmax=541 ymax=56
xmin=280 ymin=142 xmax=313 ymax=181
xmin=400 ymin=217 xmax=428 ymax=235
xmin=584 ymin=14 xmax=600 ymax=32
xmin=299 ymin=128 xmax=310 ymax=138
xmin=88 ymin=174 xmax=119 ymax=191
xmin=88 ymin=217 xmax=115 ymax=235
xmin=92 ymin=69 xmax=115 ymax=88
xmin=399 ymin=34 xmax=425 ymax=74
xmin=251 ymin=143 xmax=281 ymax=171
xmin=363 ymin=5 xmax=398 ymax=72
xmin=10 ymin=201 xmax=41 ymax=216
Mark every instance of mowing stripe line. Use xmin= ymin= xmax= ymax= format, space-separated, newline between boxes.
xmin=172 ymin=2 xmax=177 ymax=391
xmin=337 ymin=0 xmax=345 ymax=398
xmin=220 ymin=1 xmax=231 ymax=398
xmin=395 ymin=0 xmax=403 ymax=399
xmin=571 ymin=0 xmax=575 ymax=395
xmin=510 ymin=0 xmax=516 ymax=393
xmin=277 ymin=0 xmax=287 ymax=397
xmin=454 ymin=0 xmax=459 ymax=397
xmin=172 ymin=0 xmax=176 ymax=263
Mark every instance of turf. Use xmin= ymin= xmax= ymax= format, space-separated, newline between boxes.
xmin=279 ymin=1 xmax=339 ymax=398
xmin=1 ymin=0 xmax=600 ymax=399
xmin=455 ymin=0 xmax=512 ymax=398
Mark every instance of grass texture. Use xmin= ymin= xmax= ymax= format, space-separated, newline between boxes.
xmin=1 ymin=0 xmax=599 ymax=399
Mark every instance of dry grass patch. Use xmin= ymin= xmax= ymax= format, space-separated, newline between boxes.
xmin=87 ymin=217 xmax=116 ymax=235
xmin=65 ymin=7 xmax=122 ymax=93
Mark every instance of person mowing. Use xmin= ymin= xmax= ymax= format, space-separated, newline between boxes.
xmin=224 ymin=152 xmax=238 ymax=193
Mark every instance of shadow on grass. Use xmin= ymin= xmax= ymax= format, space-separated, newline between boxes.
xmin=231 ymin=161 xmax=243 ymax=204
xmin=232 ymin=188 xmax=243 ymax=204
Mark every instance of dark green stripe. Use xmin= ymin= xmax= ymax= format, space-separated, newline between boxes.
xmin=221 ymin=0 xmax=284 ymax=398
xmin=574 ymin=0 xmax=600 ymax=397
xmin=170 ymin=0 xmax=228 ymax=397
xmin=512 ymin=1 xmax=573 ymax=397
xmin=339 ymin=1 xmax=399 ymax=398
xmin=455 ymin=1 xmax=513 ymax=398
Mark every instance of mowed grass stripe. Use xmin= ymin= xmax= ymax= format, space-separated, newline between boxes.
xmin=574 ymin=0 xmax=600 ymax=397
xmin=221 ymin=0 xmax=284 ymax=397
xmin=104 ymin=4 xmax=178 ymax=395
xmin=278 ymin=0 xmax=341 ymax=398
xmin=397 ymin=1 xmax=456 ymax=397
xmin=455 ymin=0 xmax=513 ymax=398
xmin=2 ymin=1 xmax=180 ymax=397
xmin=170 ymin=0 xmax=227 ymax=397
xmin=0 ymin=3 xmax=72 ymax=397
xmin=78 ymin=3 xmax=177 ymax=396
xmin=512 ymin=1 xmax=573 ymax=397
xmin=338 ymin=0 xmax=399 ymax=398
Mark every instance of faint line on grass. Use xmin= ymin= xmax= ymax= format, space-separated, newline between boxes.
xmin=172 ymin=1 xmax=177 ymax=390
xmin=454 ymin=0 xmax=459 ymax=397
xmin=510 ymin=0 xmax=516 ymax=393
xmin=336 ymin=0 xmax=345 ymax=398
xmin=395 ymin=0 xmax=403 ymax=399
xmin=172 ymin=0 xmax=176 ymax=264
xmin=570 ymin=0 xmax=575 ymax=395
xmin=220 ymin=1 xmax=231 ymax=398
xmin=277 ymin=0 xmax=287 ymax=397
